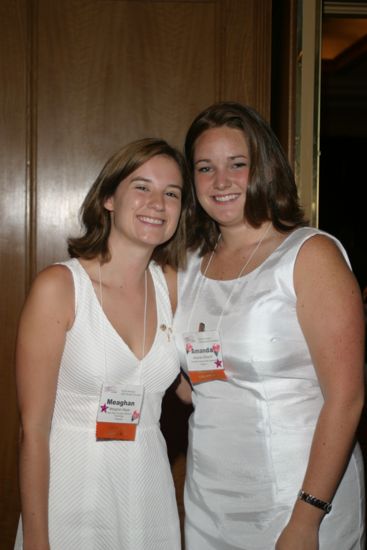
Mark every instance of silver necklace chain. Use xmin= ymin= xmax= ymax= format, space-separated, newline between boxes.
xmin=187 ymin=223 xmax=272 ymax=332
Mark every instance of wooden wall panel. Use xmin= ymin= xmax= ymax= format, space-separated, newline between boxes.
xmin=0 ymin=1 xmax=27 ymax=547
xmin=0 ymin=1 xmax=272 ymax=547
xmin=271 ymin=0 xmax=298 ymax=166
xmin=35 ymin=0 xmax=272 ymax=269
xmin=217 ymin=0 xmax=272 ymax=118
xmin=35 ymin=0 xmax=218 ymax=268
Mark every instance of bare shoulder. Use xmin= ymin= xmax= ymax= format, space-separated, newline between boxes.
xmin=297 ymin=233 xmax=346 ymax=263
xmin=295 ymin=234 xmax=351 ymax=282
xmin=294 ymin=233 xmax=362 ymax=305
xmin=30 ymin=264 xmax=74 ymax=298
xmin=24 ymin=264 xmax=75 ymax=328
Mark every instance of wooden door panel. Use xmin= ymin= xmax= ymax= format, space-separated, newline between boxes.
xmin=35 ymin=0 xmax=271 ymax=269
xmin=0 ymin=1 xmax=28 ymax=546
xmin=0 ymin=1 xmax=272 ymax=547
xmin=36 ymin=0 xmax=221 ymax=268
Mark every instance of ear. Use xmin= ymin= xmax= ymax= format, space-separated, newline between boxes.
xmin=104 ymin=196 xmax=114 ymax=212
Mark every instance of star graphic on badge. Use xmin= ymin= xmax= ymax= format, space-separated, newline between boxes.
xmin=215 ymin=359 xmax=222 ymax=368
xmin=100 ymin=403 xmax=108 ymax=413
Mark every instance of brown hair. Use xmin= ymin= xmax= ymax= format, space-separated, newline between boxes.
xmin=184 ymin=101 xmax=307 ymax=254
xmin=68 ymin=138 xmax=190 ymax=268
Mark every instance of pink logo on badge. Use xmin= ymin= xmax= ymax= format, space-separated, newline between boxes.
xmin=212 ymin=343 xmax=220 ymax=356
xmin=131 ymin=410 xmax=140 ymax=422
xmin=214 ymin=359 xmax=223 ymax=368
xmin=185 ymin=342 xmax=193 ymax=354
xmin=100 ymin=403 xmax=108 ymax=413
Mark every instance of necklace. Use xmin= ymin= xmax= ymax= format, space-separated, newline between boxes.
xmin=205 ymin=222 xmax=272 ymax=281
xmin=187 ymin=222 xmax=272 ymax=332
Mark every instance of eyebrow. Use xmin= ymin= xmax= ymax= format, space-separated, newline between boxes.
xmin=130 ymin=176 xmax=151 ymax=183
xmin=130 ymin=176 xmax=183 ymax=188
xmin=194 ymin=154 xmax=248 ymax=165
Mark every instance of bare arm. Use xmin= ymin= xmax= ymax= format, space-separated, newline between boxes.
xmin=175 ymin=371 xmax=193 ymax=405
xmin=163 ymin=266 xmax=193 ymax=405
xmin=16 ymin=265 xmax=74 ymax=550
xmin=276 ymin=235 xmax=365 ymax=549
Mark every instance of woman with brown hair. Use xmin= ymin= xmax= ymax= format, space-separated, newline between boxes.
xmin=15 ymin=138 xmax=189 ymax=550
xmin=170 ymin=102 xmax=365 ymax=549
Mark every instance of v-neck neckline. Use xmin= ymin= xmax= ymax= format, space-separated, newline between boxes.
xmin=75 ymin=259 xmax=160 ymax=362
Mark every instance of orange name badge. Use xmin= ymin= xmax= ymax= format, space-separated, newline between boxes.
xmin=183 ymin=330 xmax=227 ymax=384
xmin=96 ymin=383 xmax=144 ymax=441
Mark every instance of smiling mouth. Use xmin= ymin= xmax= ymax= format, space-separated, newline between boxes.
xmin=212 ymin=193 xmax=239 ymax=203
xmin=138 ymin=215 xmax=164 ymax=225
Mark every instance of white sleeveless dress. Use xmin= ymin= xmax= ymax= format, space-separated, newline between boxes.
xmin=173 ymin=227 xmax=365 ymax=550
xmin=14 ymin=259 xmax=181 ymax=550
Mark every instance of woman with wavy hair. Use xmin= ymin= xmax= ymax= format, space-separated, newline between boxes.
xmin=15 ymin=138 xmax=190 ymax=550
xmin=169 ymin=102 xmax=365 ymax=549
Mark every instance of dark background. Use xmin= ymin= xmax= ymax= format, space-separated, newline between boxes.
xmin=319 ymin=28 xmax=367 ymax=294
xmin=319 ymin=10 xmax=367 ymax=509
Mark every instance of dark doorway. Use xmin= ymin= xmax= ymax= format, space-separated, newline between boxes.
xmin=319 ymin=9 xmax=367 ymax=293
xmin=319 ymin=0 xmax=367 ymax=507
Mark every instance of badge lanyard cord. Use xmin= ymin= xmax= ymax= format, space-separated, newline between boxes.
xmin=185 ymin=238 xmax=218 ymax=331
xmin=98 ymin=263 xmax=147 ymax=381
xmin=187 ymin=223 xmax=271 ymax=333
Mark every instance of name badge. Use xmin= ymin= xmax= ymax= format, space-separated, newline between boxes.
xmin=183 ymin=330 xmax=227 ymax=384
xmin=96 ymin=383 xmax=144 ymax=441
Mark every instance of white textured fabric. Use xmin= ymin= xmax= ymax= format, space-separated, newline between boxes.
xmin=173 ymin=227 xmax=365 ymax=550
xmin=14 ymin=259 xmax=181 ymax=550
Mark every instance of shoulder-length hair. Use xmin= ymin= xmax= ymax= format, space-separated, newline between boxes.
xmin=68 ymin=138 xmax=190 ymax=268
xmin=184 ymin=101 xmax=307 ymax=254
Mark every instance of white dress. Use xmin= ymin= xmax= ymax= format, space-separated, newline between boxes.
xmin=14 ymin=259 xmax=181 ymax=550
xmin=173 ymin=227 xmax=365 ymax=550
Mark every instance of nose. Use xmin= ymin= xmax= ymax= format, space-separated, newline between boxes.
xmin=213 ymin=169 xmax=231 ymax=190
xmin=148 ymin=191 xmax=165 ymax=211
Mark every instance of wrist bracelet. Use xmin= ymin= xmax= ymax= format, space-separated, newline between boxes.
xmin=297 ymin=490 xmax=332 ymax=514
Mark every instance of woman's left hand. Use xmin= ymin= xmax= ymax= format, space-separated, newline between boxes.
xmin=275 ymin=522 xmax=319 ymax=550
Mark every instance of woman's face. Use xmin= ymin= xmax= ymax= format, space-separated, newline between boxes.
xmin=104 ymin=154 xmax=183 ymax=249
xmin=193 ymin=126 xmax=250 ymax=228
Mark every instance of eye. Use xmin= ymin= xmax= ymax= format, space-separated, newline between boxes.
xmin=232 ymin=161 xmax=247 ymax=169
xmin=196 ymin=166 xmax=212 ymax=173
xmin=135 ymin=184 xmax=149 ymax=192
xmin=165 ymin=190 xmax=181 ymax=199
